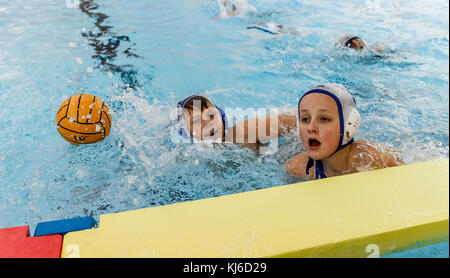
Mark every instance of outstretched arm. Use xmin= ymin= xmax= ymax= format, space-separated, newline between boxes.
xmin=227 ymin=114 xmax=297 ymax=144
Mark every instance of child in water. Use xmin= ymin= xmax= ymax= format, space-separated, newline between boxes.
xmin=285 ymin=83 xmax=403 ymax=180
xmin=172 ymin=94 xmax=297 ymax=151
xmin=337 ymin=34 xmax=384 ymax=53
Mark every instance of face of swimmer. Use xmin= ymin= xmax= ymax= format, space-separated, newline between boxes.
xmin=183 ymin=99 xmax=224 ymax=142
xmin=299 ymin=93 xmax=341 ymax=160
xmin=348 ymin=37 xmax=367 ymax=50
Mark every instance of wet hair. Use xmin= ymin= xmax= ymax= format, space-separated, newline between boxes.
xmin=183 ymin=96 xmax=210 ymax=116
xmin=337 ymin=34 xmax=366 ymax=50
xmin=347 ymin=37 xmax=366 ymax=50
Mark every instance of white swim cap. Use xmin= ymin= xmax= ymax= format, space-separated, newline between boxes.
xmin=298 ymin=83 xmax=361 ymax=151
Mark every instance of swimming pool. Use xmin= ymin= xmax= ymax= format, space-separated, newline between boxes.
xmin=0 ymin=0 xmax=448 ymax=256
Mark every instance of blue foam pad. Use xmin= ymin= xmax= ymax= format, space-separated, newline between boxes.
xmin=34 ymin=216 xmax=97 ymax=236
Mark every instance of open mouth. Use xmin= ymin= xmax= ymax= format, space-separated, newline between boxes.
xmin=308 ymin=138 xmax=321 ymax=148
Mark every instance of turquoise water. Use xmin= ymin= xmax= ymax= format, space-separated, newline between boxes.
xmin=0 ymin=0 xmax=448 ymax=257
xmin=382 ymin=241 xmax=449 ymax=258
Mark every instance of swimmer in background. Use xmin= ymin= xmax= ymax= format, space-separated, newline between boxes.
xmin=171 ymin=94 xmax=297 ymax=152
xmin=246 ymin=21 xmax=301 ymax=36
xmin=212 ymin=0 xmax=256 ymax=20
xmin=337 ymin=34 xmax=385 ymax=53
xmin=212 ymin=0 xmax=301 ymax=36
xmin=285 ymin=83 xmax=403 ymax=180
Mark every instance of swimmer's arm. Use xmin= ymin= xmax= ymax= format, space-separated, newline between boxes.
xmin=277 ymin=114 xmax=298 ymax=135
xmin=350 ymin=141 xmax=404 ymax=170
xmin=228 ymin=114 xmax=297 ymax=144
xmin=380 ymin=148 xmax=404 ymax=167
xmin=368 ymin=43 xmax=384 ymax=53
xmin=285 ymin=152 xmax=312 ymax=179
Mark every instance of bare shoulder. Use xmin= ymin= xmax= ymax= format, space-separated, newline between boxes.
xmin=285 ymin=152 xmax=313 ymax=179
xmin=349 ymin=141 xmax=404 ymax=171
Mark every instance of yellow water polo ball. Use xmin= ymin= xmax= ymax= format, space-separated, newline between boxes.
xmin=55 ymin=93 xmax=112 ymax=145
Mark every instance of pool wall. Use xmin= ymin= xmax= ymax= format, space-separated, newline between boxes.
xmin=1 ymin=159 xmax=448 ymax=258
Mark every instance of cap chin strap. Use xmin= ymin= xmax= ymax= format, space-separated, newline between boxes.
xmin=305 ymin=138 xmax=354 ymax=179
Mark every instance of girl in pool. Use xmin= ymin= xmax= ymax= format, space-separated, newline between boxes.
xmin=172 ymin=94 xmax=297 ymax=151
xmin=285 ymin=83 xmax=403 ymax=180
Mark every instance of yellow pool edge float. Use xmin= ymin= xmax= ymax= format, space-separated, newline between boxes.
xmin=61 ymin=159 xmax=449 ymax=258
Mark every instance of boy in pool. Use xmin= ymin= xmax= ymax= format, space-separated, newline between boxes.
xmin=172 ymin=94 xmax=297 ymax=150
xmin=285 ymin=83 xmax=403 ymax=180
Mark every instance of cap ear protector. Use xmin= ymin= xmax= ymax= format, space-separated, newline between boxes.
xmin=344 ymin=108 xmax=361 ymax=142
xmin=169 ymin=106 xmax=191 ymax=143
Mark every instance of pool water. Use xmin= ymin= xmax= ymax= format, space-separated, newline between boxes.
xmin=381 ymin=240 xmax=449 ymax=258
xmin=0 ymin=0 xmax=448 ymax=256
